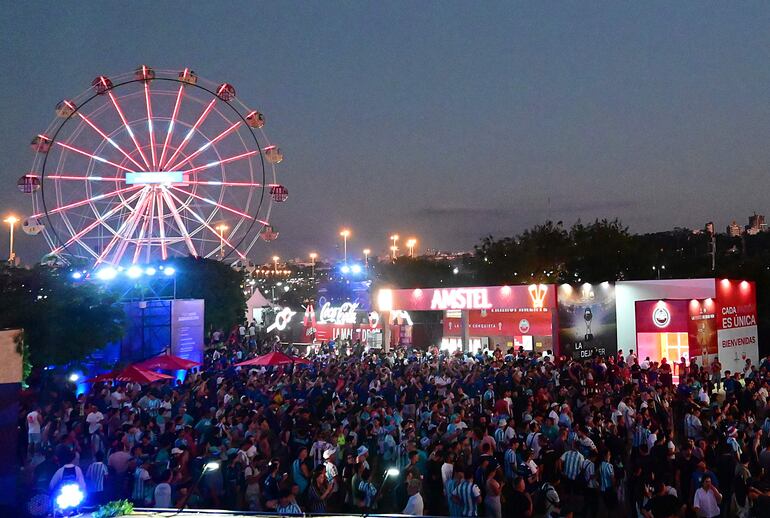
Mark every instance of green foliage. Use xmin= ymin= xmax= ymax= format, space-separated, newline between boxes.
xmin=92 ymin=499 xmax=134 ymax=518
xmin=0 ymin=265 xmax=125 ymax=368
xmin=173 ymin=256 xmax=247 ymax=331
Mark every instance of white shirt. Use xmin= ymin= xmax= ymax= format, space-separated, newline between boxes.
xmin=441 ymin=462 xmax=454 ymax=485
xmin=154 ymin=482 xmax=172 ymax=508
xmin=693 ymin=487 xmax=720 ymax=517
xmin=27 ymin=411 xmax=41 ymax=434
xmin=403 ymin=493 xmax=424 ymax=515
xmin=49 ymin=464 xmax=86 ymax=492
xmin=86 ymin=411 xmax=104 ymax=434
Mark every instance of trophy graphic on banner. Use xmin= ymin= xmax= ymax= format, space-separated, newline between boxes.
xmin=584 ymin=307 xmax=593 ymax=341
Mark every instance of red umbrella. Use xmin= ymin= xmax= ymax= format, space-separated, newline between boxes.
xmin=85 ymin=372 xmax=116 ymax=383
xmin=290 ymin=356 xmax=313 ymax=366
xmin=236 ymin=351 xmax=296 ymax=367
xmin=87 ymin=365 xmax=172 ymax=384
xmin=134 ymin=354 xmax=200 ymax=371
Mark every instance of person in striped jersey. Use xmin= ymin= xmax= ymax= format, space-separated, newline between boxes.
xmin=559 ymin=444 xmax=585 ymax=492
xmin=451 ymin=469 xmax=481 ymax=517
xmin=86 ymin=451 xmax=109 ymax=505
xmin=503 ymin=437 xmax=521 ymax=480
xmin=598 ymin=449 xmax=617 ymax=511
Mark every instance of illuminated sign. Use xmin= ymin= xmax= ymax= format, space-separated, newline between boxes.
xmin=125 ymin=171 xmax=185 ymax=185
xmin=318 ymin=302 xmax=359 ymax=325
xmin=518 ymin=319 xmax=530 ymax=334
xmin=652 ymin=305 xmax=671 ymax=328
xmin=429 ymin=288 xmax=493 ymax=310
xmin=267 ymin=307 xmax=296 ymax=332
xmin=528 ymin=284 xmax=549 ymax=309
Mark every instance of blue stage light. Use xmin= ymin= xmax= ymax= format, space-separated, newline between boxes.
xmin=127 ymin=266 xmax=143 ymax=279
xmin=351 ymin=264 xmax=362 ymax=274
xmin=164 ymin=266 xmax=176 ymax=276
xmin=95 ymin=267 xmax=117 ymax=281
xmin=71 ymin=272 xmax=82 ymax=280
xmin=145 ymin=267 xmax=156 ymax=276
xmin=340 ymin=265 xmax=351 ymax=274
xmin=55 ymin=483 xmax=84 ymax=510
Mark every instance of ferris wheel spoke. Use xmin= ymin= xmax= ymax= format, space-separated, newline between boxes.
xmin=159 ymin=187 xmax=198 ymax=257
xmin=75 ymin=112 xmax=146 ymax=170
xmin=162 ymin=98 xmax=217 ymax=170
xmin=168 ymin=185 xmax=266 ymax=224
xmin=31 ymin=184 xmax=141 ymax=219
xmin=180 ymin=150 xmax=259 ymax=175
xmin=98 ymin=188 xmax=152 ymax=265
xmin=107 ymin=90 xmax=152 ymax=170
xmin=164 ymin=188 xmax=247 ymax=260
xmin=55 ymin=142 xmax=136 ymax=174
xmin=165 ymin=120 xmax=242 ymax=172
xmin=184 ymin=180 xmax=266 ymax=187
xmin=132 ymin=190 xmax=156 ymax=264
xmin=46 ymin=175 xmax=126 ymax=182
xmin=158 ymin=84 xmax=184 ymax=170
xmin=156 ymin=190 xmax=168 ymax=260
xmin=53 ymin=188 xmax=145 ymax=255
xmin=144 ymin=81 xmax=157 ymax=169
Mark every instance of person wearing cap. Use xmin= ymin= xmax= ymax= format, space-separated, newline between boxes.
xmin=323 ymin=447 xmax=340 ymax=505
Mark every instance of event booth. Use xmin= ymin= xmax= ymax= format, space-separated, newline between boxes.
xmin=375 ymin=278 xmax=759 ymax=371
xmin=376 ymin=285 xmax=558 ymax=354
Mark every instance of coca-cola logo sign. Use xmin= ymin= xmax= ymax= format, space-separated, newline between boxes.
xmin=318 ymin=302 xmax=359 ymax=325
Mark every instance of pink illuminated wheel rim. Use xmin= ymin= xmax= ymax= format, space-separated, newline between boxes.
xmin=27 ymin=67 xmax=282 ymax=266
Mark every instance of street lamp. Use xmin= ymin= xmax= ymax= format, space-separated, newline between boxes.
xmin=390 ymin=234 xmax=399 ymax=258
xmin=340 ymin=229 xmax=350 ymax=263
xmin=309 ymin=252 xmax=317 ymax=279
xmin=363 ymin=248 xmax=371 ymax=268
xmin=272 ymin=255 xmax=280 ymax=274
xmin=215 ymin=224 xmax=229 ymax=260
xmin=3 ymin=216 xmax=19 ymax=262
xmin=406 ymin=238 xmax=417 ymax=258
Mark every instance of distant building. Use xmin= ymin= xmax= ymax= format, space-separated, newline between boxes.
xmin=727 ymin=220 xmax=742 ymax=237
xmin=746 ymin=213 xmax=767 ymax=235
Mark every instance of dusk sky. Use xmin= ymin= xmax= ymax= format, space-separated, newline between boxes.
xmin=3 ymin=3 xmax=770 ymax=264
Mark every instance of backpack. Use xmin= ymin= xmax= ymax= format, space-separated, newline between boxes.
xmin=533 ymin=483 xmax=554 ymax=514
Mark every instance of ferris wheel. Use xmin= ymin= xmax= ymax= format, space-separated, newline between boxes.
xmin=20 ymin=66 xmax=286 ymax=267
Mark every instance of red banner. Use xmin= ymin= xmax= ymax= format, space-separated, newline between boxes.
xmin=634 ymin=300 xmax=690 ymax=333
xmin=443 ymin=309 xmax=554 ymax=337
xmin=687 ymin=298 xmax=718 ymax=358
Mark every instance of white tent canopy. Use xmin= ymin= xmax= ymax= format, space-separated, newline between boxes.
xmin=246 ymin=289 xmax=274 ymax=323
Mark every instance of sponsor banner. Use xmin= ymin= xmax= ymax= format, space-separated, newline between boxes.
xmin=687 ymin=298 xmax=718 ymax=359
xmin=716 ymin=279 xmax=758 ymax=373
xmin=443 ymin=309 xmax=553 ymax=338
xmin=380 ymin=285 xmax=557 ymax=312
xmin=171 ymin=299 xmax=205 ymax=365
xmin=635 ymin=300 xmax=690 ymax=333
xmin=558 ymin=283 xmax=618 ymax=359
xmin=717 ymin=325 xmax=758 ymax=375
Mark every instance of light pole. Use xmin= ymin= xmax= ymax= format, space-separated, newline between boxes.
xmin=390 ymin=234 xmax=399 ymax=258
xmin=309 ymin=252 xmax=317 ymax=279
xmin=339 ymin=229 xmax=350 ymax=263
xmin=273 ymin=255 xmax=280 ymax=274
xmin=4 ymin=216 xmax=19 ymax=262
xmin=652 ymin=264 xmax=665 ymax=280
xmin=363 ymin=248 xmax=371 ymax=269
xmin=406 ymin=238 xmax=417 ymax=258
xmin=215 ymin=224 xmax=229 ymax=260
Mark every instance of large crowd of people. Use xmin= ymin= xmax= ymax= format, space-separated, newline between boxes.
xmin=18 ymin=328 xmax=770 ymax=518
